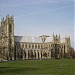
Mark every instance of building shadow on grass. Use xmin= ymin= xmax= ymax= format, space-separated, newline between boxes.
xmin=0 ymin=67 xmax=38 ymax=74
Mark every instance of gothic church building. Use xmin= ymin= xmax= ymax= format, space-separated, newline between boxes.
xmin=0 ymin=16 xmax=71 ymax=61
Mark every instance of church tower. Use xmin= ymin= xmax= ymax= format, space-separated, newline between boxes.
xmin=0 ymin=15 xmax=14 ymax=60
xmin=53 ymin=34 xmax=60 ymax=44
xmin=52 ymin=34 xmax=61 ymax=59
xmin=65 ymin=36 xmax=71 ymax=53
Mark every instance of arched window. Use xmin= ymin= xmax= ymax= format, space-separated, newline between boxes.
xmin=64 ymin=45 xmax=65 ymax=50
xmin=25 ymin=44 xmax=27 ymax=48
xmin=18 ymin=43 xmax=20 ymax=48
xmin=29 ymin=44 xmax=30 ymax=48
xmin=41 ymin=45 xmax=43 ymax=49
xmin=38 ymin=45 xmax=40 ymax=49
xmin=9 ymin=24 xmax=12 ymax=33
xmin=35 ymin=44 xmax=37 ymax=49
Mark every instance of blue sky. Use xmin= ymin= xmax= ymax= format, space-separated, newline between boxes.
xmin=0 ymin=0 xmax=74 ymax=48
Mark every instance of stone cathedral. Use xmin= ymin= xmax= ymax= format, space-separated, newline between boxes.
xmin=0 ymin=15 xmax=71 ymax=61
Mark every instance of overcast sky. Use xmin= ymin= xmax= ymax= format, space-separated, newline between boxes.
xmin=0 ymin=0 xmax=74 ymax=48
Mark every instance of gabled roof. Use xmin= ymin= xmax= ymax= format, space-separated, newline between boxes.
xmin=14 ymin=36 xmax=52 ymax=43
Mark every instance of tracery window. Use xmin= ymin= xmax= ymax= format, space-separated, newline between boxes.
xmin=29 ymin=44 xmax=30 ymax=48
xmin=35 ymin=44 xmax=37 ymax=49
xmin=25 ymin=44 xmax=27 ymax=48
xmin=38 ymin=45 xmax=40 ymax=49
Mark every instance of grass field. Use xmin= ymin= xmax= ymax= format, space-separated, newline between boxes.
xmin=0 ymin=59 xmax=75 ymax=75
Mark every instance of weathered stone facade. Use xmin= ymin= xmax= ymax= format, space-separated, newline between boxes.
xmin=0 ymin=15 xmax=14 ymax=60
xmin=0 ymin=15 xmax=71 ymax=61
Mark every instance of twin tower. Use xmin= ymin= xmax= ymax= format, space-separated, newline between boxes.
xmin=0 ymin=15 xmax=14 ymax=60
xmin=0 ymin=15 xmax=71 ymax=60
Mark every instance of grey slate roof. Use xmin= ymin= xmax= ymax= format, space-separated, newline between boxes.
xmin=14 ymin=36 xmax=65 ymax=43
xmin=14 ymin=36 xmax=42 ymax=43
xmin=14 ymin=36 xmax=51 ymax=43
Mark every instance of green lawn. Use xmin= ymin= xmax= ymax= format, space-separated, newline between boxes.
xmin=0 ymin=59 xmax=75 ymax=75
